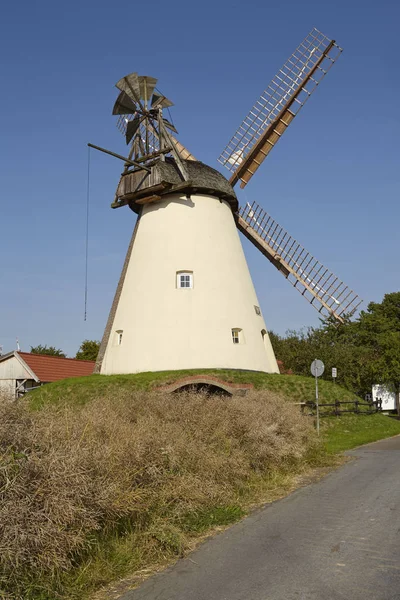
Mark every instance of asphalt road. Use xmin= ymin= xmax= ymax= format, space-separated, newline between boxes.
xmin=120 ymin=435 xmax=400 ymax=600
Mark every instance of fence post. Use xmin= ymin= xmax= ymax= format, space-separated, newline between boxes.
xmin=355 ymin=400 xmax=359 ymax=414
xmin=335 ymin=400 xmax=340 ymax=416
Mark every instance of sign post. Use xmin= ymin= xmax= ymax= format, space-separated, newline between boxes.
xmin=310 ymin=359 xmax=325 ymax=436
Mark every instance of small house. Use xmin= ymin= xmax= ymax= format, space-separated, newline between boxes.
xmin=0 ymin=351 xmax=95 ymax=400
xmin=372 ymin=384 xmax=399 ymax=412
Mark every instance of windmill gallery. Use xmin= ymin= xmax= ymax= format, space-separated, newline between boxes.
xmin=89 ymin=28 xmax=361 ymax=376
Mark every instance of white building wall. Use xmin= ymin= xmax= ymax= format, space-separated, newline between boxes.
xmin=0 ymin=355 xmax=33 ymax=401
xmin=0 ymin=379 xmax=15 ymax=399
xmin=372 ymin=384 xmax=397 ymax=411
xmin=101 ymin=193 xmax=279 ymax=374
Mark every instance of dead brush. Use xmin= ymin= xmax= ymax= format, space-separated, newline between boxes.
xmin=0 ymin=388 xmax=317 ymax=599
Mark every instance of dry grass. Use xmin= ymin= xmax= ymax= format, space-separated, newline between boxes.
xmin=0 ymin=389 xmax=319 ymax=599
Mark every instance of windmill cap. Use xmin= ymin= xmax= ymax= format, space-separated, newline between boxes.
xmin=157 ymin=158 xmax=238 ymax=208
xmin=117 ymin=158 xmax=238 ymax=214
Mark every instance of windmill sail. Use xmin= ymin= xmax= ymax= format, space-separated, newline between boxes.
xmin=218 ymin=28 xmax=342 ymax=188
xmin=237 ymin=201 xmax=362 ymax=322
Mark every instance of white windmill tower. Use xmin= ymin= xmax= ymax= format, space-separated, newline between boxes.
xmin=92 ymin=28 xmax=361 ymax=375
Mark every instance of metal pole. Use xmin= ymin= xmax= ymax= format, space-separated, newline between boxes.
xmin=315 ymin=359 xmax=320 ymax=436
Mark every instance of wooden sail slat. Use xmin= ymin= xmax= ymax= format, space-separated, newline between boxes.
xmin=218 ymin=28 xmax=342 ymax=188
xmin=236 ymin=202 xmax=362 ymax=322
xmin=232 ymin=104 xmax=294 ymax=186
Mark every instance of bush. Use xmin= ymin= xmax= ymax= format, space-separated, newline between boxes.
xmin=0 ymin=389 xmax=317 ymax=599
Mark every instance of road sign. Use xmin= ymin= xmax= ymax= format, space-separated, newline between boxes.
xmin=310 ymin=359 xmax=324 ymax=437
xmin=311 ymin=359 xmax=325 ymax=378
xmin=332 ymin=367 xmax=337 ymax=378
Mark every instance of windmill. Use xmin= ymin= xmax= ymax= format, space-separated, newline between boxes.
xmin=92 ymin=27 xmax=361 ymax=375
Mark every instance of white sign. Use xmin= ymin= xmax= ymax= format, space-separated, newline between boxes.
xmin=311 ymin=359 xmax=325 ymax=378
xmin=332 ymin=367 xmax=337 ymax=378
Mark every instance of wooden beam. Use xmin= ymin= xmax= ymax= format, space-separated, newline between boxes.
xmin=237 ymin=217 xmax=290 ymax=278
xmin=111 ymin=183 xmax=168 ymax=209
xmin=238 ymin=109 xmax=295 ymax=187
xmin=236 ymin=216 xmax=344 ymax=323
xmin=230 ymin=40 xmax=335 ymax=188
xmin=135 ymin=194 xmax=162 ymax=205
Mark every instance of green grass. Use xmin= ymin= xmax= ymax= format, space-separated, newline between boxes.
xmin=322 ymin=413 xmax=400 ymax=453
xmin=180 ymin=505 xmax=246 ymax=533
xmin=29 ymin=369 xmax=355 ymax=410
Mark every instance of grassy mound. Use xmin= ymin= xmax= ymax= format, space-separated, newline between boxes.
xmin=0 ymin=387 xmax=318 ymax=600
xmin=29 ymin=369 xmax=356 ymax=410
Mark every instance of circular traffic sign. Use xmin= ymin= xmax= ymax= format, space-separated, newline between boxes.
xmin=311 ymin=359 xmax=325 ymax=377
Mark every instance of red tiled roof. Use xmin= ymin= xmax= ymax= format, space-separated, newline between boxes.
xmin=18 ymin=352 xmax=95 ymax=382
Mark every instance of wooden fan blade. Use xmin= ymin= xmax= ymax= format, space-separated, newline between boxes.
xmin=138 ymin=76 xmax=157 ymax=107
xmin=126 ymin=116 xmax=143 ymax=145
xmin=151 ymin=93 xmax=174 ymax=109
xmin=112 ymin=91 xmax=138 ymax=115
xmin=115 ymin=72 xmax=143 ymax=108
xmin=163 ymin=118 xmax=178 ymax=134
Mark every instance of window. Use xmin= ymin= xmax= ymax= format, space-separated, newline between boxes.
xmin=261 ymin=329 xmax=268 ymax=349
xmin=177 ymin=271 xmax=193 ymax=289
xmin=232 ymin=328 xmax=242 ymax=344
xmin=254 ymin=305 xmax=261 ymax=315
xmin=116 ymin=330 xmax=123 ymax=345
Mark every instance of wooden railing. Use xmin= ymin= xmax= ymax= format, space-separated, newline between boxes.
xmin=300 ymin=399 xmax=382 ymax=417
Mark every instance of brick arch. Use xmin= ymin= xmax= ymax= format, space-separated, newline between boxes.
xmin=154 ymin=375 xmax=253 ymax=397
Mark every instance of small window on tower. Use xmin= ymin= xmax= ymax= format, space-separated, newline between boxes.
xmin=177 ymin=271 xmax=193 ymax=289
xmin=232 ymin=328 xmax=242 ymax=344
xmin=254 ymin=305 xmax=261 ymax=315
xmin=261 ymin=329 xmax=268 ymax=349
xmin=116 ymin=330 xmax=123 ymax=345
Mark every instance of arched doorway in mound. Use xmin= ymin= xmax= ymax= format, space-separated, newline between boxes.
xmin=154 ymin=376 xmax=253 ymax=397
xmin=172 ymin=382 xmax=232 ymax=396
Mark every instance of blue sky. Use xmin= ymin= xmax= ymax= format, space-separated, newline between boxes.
xmin=1 ymin=0 xmax=399 ymax=356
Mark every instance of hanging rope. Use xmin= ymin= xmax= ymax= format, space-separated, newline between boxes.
xmin=84 ymin=146 xmax=91 ymax=321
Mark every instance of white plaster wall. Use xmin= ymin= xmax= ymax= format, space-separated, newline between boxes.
xmin=372 ymin=384 xmax=396 ymax=411
xmin=0 ymin=379 xmax=15 ymax=399
xmin=101 ymin=193 xmax=279 ymax=374
xmin=0 ymin=355 xmax=32 ymax=400
xmin=0 ymin=355 xmax=31 ymax=379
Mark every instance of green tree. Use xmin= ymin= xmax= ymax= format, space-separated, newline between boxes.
xmin=30 ymin=345 xmax=66 ymax=357
xmin=270 ymin=328 xmax=316 ymax=376
xmin=270 ymin=292 xmax=400 ymax=401
xmin=75 ymin=340 xmax=100 ymax=361
xmin=356 ymin=293 xmax=400 ymax=393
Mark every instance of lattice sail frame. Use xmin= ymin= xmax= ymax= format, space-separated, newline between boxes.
xmin=237 ymin=201 xmax=362 ymax=321
xmin=117 ymin=115 xmax=161 ymax=157
xmin=218 ymin=28 xmax=342 ymax=185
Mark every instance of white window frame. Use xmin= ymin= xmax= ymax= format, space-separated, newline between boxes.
xmin=232 ymin=328 xmax=242 ymax=344
xmin=177 ymin=271 xmax=193 ymax=289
